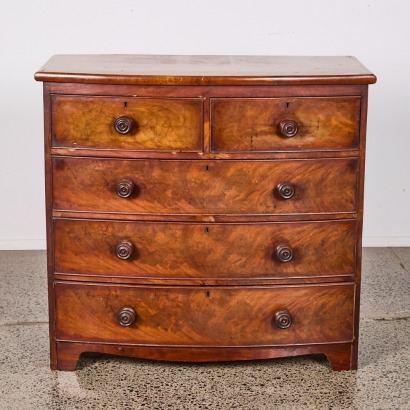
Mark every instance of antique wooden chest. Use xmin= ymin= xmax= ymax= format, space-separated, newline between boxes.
xmin=35 ymin=55 xmax=376 ymax=370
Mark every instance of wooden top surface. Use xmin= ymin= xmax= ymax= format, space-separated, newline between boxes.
xmin=35 ymin=55 xmax=376 ymax=86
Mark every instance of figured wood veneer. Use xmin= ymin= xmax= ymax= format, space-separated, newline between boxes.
xmin=55 ymin=282 xmax=355 ymax=346
xmin=211 ymin=97 xmax=360 ymax=152
xmin=52 ymin=157 xmax=358 ymax=215
xmin=52 ymin=95 xmax=203 ymax=151
xmin=35 ymin=55 xmax=376 ymax=371
xmin=54 ymin=219 xmax=356 ymax=280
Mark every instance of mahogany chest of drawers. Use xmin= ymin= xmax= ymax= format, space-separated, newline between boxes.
xmin=35 ymin=55 xmax=376 ymax=371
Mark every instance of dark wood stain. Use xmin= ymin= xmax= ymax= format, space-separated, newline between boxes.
xmin=55 ymin=282 xmax=355 ymax=346
xmin=211 ymin=97 xmax=360 ymax=152
xmin=52 ymin=157 xmax=358 ymax=215
xmin=54 ymin=219 xmax=357 ymax=280
xmin=35 ymin=55 xmax=376 ymax=371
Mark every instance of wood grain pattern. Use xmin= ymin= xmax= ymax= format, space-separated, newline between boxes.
xmin=55 ymin=282 xmax=354 ymax=346
xmin=45 ymin=82 xmax=368 ymax=99
xmin=53 ymin=341 xmax=356 ymax=371
xmin=54 ymin=219 xmax=356 ymax=280
xmin=35 ymin=55 xmax=377 ymax=85
xmin=211 ymin=97 xmax=360 ymax=152
xmin=52 ymin=157 xmax=358 ymax=215
xmin=52 ymin=95 xmax=203 ymax=151
xmin=35 ymin=55 xmax=375 ymax=371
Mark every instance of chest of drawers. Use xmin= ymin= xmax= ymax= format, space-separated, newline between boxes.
xmin=35 ymin=55 xmax=376 ymax=371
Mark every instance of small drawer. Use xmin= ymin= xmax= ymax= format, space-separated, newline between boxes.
xmin=52 ymin=157 xmax=358 ymax=215
xmin=51 ymin=95 xmax=203 ymax=151
xmin=54 ymin=219 xmax=356 ymax=281
xmin=55 ymin=282 xmax=354 ymax=346
xmin=211 ymin=97 xmax=360 ymax=152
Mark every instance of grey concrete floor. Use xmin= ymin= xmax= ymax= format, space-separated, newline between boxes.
xmin=0 ymin=248 xmax=409 ymax=410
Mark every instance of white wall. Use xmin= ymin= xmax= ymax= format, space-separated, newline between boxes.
xmin=0 ymin=0 xmax=409 ymax=249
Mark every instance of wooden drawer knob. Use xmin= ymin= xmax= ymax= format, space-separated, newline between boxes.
xmin=114 ymin=116 xmax=135 ymax=134
xmin=117 ymin=180 xmax=135 ymax=198
xmin=274 ymin=309 xmax=292 ymax=329
xmin=276 ymin=182 xmax=295 ymax=199
xmin=274 ymin=243 xmax=293 ymax=262
xmin=117 ymin=306 xmax=137 ymax=326
xmin=279 ymin=120 xmax=298 ymax=138
xmin=116 ymin=241 xmax=135 ymax=260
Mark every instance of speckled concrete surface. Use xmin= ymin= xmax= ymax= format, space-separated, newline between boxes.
xmin=361 ymin=248 xmax=410 ymax=320
xmin=0 ymin=251 xmax=48 ymax=325
xmin=0 ymin=248 xmax=409 ymax=410
xmin=392 ymin=247 xmax=410 ymax=271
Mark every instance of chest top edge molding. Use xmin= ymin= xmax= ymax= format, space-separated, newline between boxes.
xmin=35 ymin=55 xmax=377 ymax=86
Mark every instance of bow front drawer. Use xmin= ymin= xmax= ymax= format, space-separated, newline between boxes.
xmin=53 ymin=219 xmax=356 ymax=281
xmin=52 ymin=157 xmax=358 ymax=215
xmin=211 ymin=97 xmax=360 ymax=152
xmin=51 ymin=95 xmax=203 ymax=151
xmin=55 ymin=282 xmax=355 ymax=346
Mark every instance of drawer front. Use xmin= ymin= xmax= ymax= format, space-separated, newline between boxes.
xmin=52 ymin=157 xmax=358 ymax=215
xmin=55 ymin=282 xmax=354 ymax=345
xmin=51 ymin=96 xmax=203 ymax=151
xmin=54 ymin=219 xmax=356 ymax=280
xmin=211 ymin=97 xmax=360 ymax=152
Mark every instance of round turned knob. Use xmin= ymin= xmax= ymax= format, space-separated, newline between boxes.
xmin=117 ymin=306 xmax=137 ymax=327
xmin=117 ymin=180 xmax=135 ymax=198
xmin=279 ymin=120 xmax=298 ymax=138
xmin=114 ymin=116 xmax=135 ymax=134
xmin=276 ymin=182 xmax=295 ymax=199
xmin=274 ymin=243 xmax=293 ymax=263
xmin=274 ymin=309 xmax=292 ymax=329
xmin=116 ymin=241 xmax=135 ymax=260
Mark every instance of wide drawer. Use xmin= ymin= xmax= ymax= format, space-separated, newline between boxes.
xmin=51 ymin=95 xmax=203 ymax=151
xmin=52 ymin=157 xmax=358 ymax=215
xmin=211 ymin=97 xmax=360 ymax=152
xmin=54 ymin=219 xmax=356 ymax=281
xmin=55 ymin=282 xmax=355 ymax=346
